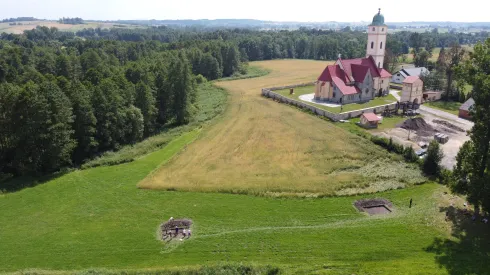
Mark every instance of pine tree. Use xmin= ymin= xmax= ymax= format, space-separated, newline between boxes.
xmin=12 ymin=81 xmax=75 ymax=174
xmin=92 ymin=79 xmax=123 ymax=150
xmin=155 ymin=68 xmax=171 ymax=125
xmin=135 ymin=81 xmax=157 ymax=137
xmin=65 ymin=81 xmax=98 ymax=164
xmin=169 ymin=52 xmax=195 ymax=125
xmin=200 ymin=53 xmax=220 ymax=80
xmin=423 ymin=140 xmax=444 ymax=176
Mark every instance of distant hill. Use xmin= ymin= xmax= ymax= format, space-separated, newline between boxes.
xmin=90 ymin=19 xmax=490 ymax=31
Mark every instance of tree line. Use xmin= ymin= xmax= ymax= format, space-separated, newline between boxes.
xmin=58 ymin=17 xmax=84 ymax=25
xmin=1 ymin=17 xmax=39 ymax=23
xmin=0 ymin=27 xmax=243 ymax=181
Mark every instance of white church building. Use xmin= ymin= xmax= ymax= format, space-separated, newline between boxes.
xmin=315 ymin=9 xmax=392 ymax=104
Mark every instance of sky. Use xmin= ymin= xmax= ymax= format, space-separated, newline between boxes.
xmin=1 ymin=0 xmax=489 ymax=22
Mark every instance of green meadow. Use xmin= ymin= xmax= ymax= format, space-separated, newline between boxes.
xmin=1 ymin=61 xmax=488 ymax=275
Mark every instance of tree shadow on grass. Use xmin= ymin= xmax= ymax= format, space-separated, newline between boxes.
xmin=425 ymin=206 xmax=490 ymax=275
xmin=0 ymin=169 xmax=69 ymax=194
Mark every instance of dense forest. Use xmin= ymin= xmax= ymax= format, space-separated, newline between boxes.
xmin=0 ymin=25 xmax=488 ymax=181
xmin=0 ymin=26 xmax=244 ymax=181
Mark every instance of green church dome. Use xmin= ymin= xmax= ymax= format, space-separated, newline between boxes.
xmin=370 ymin=9 xmax=385 ymax=26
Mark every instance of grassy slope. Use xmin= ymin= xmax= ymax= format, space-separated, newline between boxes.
xmin=274 ymin=85 xmax=397 ymax=114
xmin=82 ymin=82 xmax=227 ymax=169
xmin=0 ymin=140 xmax=453 ymax=274
xmin=140 ymin=60 xmax=424 ymax=196
xmin=0 ymin=60 xmax=486 ymax=274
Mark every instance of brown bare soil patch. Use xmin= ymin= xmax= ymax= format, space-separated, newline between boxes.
xmin=354 ymin=198 xmax=394 ymax=215
xmin=433 ymin=119 xmax=466 ymax=132
xmin=398 ymin=117 xmax=435 ymax=136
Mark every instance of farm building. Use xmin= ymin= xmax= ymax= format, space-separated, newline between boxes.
xmin=459 ymin=98 xmax=474 ymax=119
xmin=423 ymin=91 xmax=442 ymax=102
xmin=314 ymin=9 xmax=392 ymax=104
xmin=359 ymin=113 xmax=381 ymax=128
xmin=400 ymin=76 xmax=423 ymax=105
xmin=391 ymin=67 xmax=429 ymax=84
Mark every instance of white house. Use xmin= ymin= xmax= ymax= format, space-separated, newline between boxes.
xmin=391 ymin=67 xmax=429 ymax=84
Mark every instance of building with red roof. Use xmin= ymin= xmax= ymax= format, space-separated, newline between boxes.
xmin=360 ymin=112 xmax=381 ymax=128
xmin=314 ymin=9 xmax=392 ymax=104
xmin=400 ymin=76 xmax=423 ymax=105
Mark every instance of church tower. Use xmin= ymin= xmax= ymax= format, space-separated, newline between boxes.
xmin=366 ymin=9 xmax=387 ymax=69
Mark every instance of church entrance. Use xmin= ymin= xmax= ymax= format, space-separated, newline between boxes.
xmin=378 ymin=88 xmax=383 ymax=97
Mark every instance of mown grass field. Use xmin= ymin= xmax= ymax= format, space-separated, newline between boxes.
xmin=274 ymin=85 xmax=397 ymax=114
xmin=1 ymin=60 xmax=488 ymax=274
xmin=140 ymin=60 xmax=424 ymax=196
xmin=0 ymin=129 xmax=486 ymax=274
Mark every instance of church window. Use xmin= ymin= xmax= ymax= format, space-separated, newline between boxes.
xmin=382 ymin=28 xmax=384 ymax=31
xmin=371 ymin=42 xmax=374 ymax=49
xmin=365 ymin=88 xmax=369 ymax=94
xmin=380 ymin=42 xmax=383 ymax=49
xmin=372 ymin=27 xmax=375 ymax=31
xmin=378 ymin=62 xmax=381 ymax=68
xmin=333 ymin=92 xmax=336 ymax=98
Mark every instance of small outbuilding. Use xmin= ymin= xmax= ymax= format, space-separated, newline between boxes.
xmin=459 ymin=98 xmax=475 ymax=119
xmin=360 ymin=113 xmax=381 ymax=128
xmin=400 ymin=76 xmax=423 ymax=106
xmin=423 ymin=91 xmax=443 ymax=102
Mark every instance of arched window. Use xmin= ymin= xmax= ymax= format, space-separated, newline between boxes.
xmin=372 ymin=27 xmax=375 ymax=31
xmin=380 ymin=42 xmax=383 ymax=49
xmin=371 ymin=42 xmax=374 ymax=49
xmin=382 ymin=28 xmax=384 ymax=31
xmin=378 ymin=62 xmax=381 ymax=68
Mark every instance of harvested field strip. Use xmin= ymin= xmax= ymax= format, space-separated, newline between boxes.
xmin=139 ymin=60 xmax=425 ymax=196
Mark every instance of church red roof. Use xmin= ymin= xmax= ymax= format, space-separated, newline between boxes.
xmin=317 ymin=56 xmax=389 ymax=97
xmin=351 ymin=64 xmax=370 ymax=82
xmin=339 ymin=56 xmax=381 ymax=78
xmin=317 ymin=64 xmax=359 ymax=95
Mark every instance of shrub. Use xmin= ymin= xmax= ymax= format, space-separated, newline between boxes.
xmin=439 ymin=168 xmax=454 ymax=185
xmin=195 ymin=74 xmax=207 ymax=84
xmin=423 ymin=140 xmax=444 ymax=176
xmin=404 ymin=146 xmax=419 ymax=163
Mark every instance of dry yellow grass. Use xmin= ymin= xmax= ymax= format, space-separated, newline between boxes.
xmin=139 ymin=59 xmax=425 ymax=195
